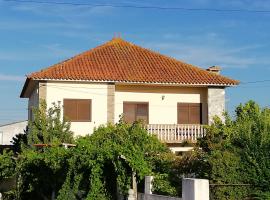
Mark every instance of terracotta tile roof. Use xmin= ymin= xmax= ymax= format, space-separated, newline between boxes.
xmin=27 ymin=38 xmax=239 ymax=86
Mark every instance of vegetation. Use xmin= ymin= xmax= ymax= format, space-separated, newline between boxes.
xmin=174 ymin=101 xmax=270 ymax=200
xmin=27 ymin=100 xmax=74 ymax=145
xmin=0 ymin=102 xmax=173 ymax=200
xmin=1 ymin=100 xmax=270 ymax=200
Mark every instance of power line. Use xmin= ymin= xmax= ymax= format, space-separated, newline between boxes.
xmin=240 ymin=79 xmax=270 ymax=84
xmin=3 ymin=0 xmax=270 ymax=14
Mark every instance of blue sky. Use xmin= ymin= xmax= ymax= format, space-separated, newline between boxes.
xmin=0 ymin=0 xmax=270 ymax=124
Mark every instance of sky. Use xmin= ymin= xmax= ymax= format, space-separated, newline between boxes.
xmin=0 ymin=0 xmax=270 ymax=125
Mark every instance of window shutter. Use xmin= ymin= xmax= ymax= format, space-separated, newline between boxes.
xmin=64 ymin=99 xmax=92 ymax=122
xmin=177 ymin=103 xmax=189 ymax=124
xmin=77 ymin=100 xmax=91 ymax=121
xmin=136 ymin=103 xmax=148 ymax=123
xmin=123 ymin=103 xmax=136 ymax=123
xmin=64 ymin=99 xmax=77 ymax=121
xmin=123 ymin=102 xmax=149 ymax=124
xmin=177 ymin=103 xmax=202 ymax=124
xmin=189 ymin=103 xmax=201 ymax=124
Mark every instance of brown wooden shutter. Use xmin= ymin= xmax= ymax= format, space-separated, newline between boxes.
xmin=123 ymin=103 xmax=136 ymax=123
xmin=177 ymin=103 xmax=202 ymax=124
xmin=189 ymin=103 xmax=201 ymax=124
xmin=123 ymin=102 xmax=149 ymax=124
xmin=64 ymin=99 xmax=77 ymax=121
xmin=64 ymin=99 xmax=92 ymax=122
xmin=177 ymin=103 xmax=189 ymax=124
xmin=136 ymin=103 xmax=149 ymax=123
xmin=77 ymin=99 xmax=91 ymax=121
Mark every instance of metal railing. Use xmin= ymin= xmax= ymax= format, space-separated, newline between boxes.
xmin=145 ymin=124 xmax=205 ymax=143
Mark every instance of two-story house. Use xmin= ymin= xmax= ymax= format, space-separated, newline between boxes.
xmin=20 ymin=37 xmax=238 ymax=151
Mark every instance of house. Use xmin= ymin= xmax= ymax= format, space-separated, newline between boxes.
xmin=20 ymin=37 xmax=238 ymax=150
xmin=0 ymin=120 xmax=27 ymax=148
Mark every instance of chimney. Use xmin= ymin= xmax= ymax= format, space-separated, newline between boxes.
xmin=206 ymin=66 xmax=221 ymax=75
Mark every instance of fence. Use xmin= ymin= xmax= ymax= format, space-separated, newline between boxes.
xmin=145 ymin=124 xmax=205 ymax=143
xmin=135 ymin=177 xmax=209 ymax=200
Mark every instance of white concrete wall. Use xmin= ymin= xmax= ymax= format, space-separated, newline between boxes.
xmin=45 ymin=82 xmax=108 ymax=136
xmin=115 ymin=85 xmax=208 ymax=124
xmin=0 ymin=121 xmax=27 ymax=145
xmin=182 ymin=178 xmax=209 ymax=200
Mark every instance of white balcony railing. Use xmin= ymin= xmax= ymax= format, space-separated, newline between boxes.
xmin=145 ymin=124 xmax=205 ymax=143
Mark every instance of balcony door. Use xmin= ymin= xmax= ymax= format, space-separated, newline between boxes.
xmin=123 ymin=102 xmax=149 ymax=124
xmin=177 ymin=103 xmax=202 ymax=124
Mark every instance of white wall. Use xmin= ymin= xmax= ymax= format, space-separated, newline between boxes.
xmin=0 ymin=121 xmax=27 ymax=145
xmin=115 ymin=85 xmax=208 ymax=124
xmin=45 ymin=82 xmax=108 ymax=136
xmin=182 ymin=178 xmax=209 ymax=200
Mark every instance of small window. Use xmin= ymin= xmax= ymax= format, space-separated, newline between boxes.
xmin=64 ymin=99 xmax=92 ymax=122
xmin=177 ymin=103 xmax=202 ymax=124
xmin=123 ymin=102 xmax=149 ymax=124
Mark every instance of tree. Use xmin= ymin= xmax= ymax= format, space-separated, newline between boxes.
xmin=8 ymin=113 xmax=172 ymax=200
xmin=182 ymin=101 xmax=270 ymax=200
xmin=57 ymin=121 xmax=172 ymax=200
xmin=27 ymin=100 xmax=74 ymax=145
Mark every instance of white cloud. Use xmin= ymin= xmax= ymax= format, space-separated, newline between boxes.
xmin=143 ymin=33 xmax=269 ymax=68
xmin=0 ymin=74 xmax=24 ymax=81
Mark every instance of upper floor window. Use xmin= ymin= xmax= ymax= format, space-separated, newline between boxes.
xmin=123 ymin=102 xmax=149 ymax=124
xmin=177 ymin=103 xmax=202 ymax=124
xmin=64 ymin=99 xmax=92 ymax=122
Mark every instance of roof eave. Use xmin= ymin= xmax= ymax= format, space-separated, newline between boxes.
xmin=20 ymin=77 xmax=30 ymax=98
xmin=30 ymin=77 xmax=239 ymax=87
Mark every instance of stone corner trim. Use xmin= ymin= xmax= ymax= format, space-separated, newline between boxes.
xmin=39 ymin=81 xmax=47 ymax=101
xmin=107 ymin=84 xmax=115 ymax=123
xmin=207 ymin=87 xmax=225 ymax=124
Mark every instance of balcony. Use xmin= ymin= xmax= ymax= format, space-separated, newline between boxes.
xmin=145 ymin=124 xmax=205 ymax=143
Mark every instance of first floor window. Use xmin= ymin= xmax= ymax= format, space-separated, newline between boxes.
xmin=123 ymin=102 xmax=149 ymax=124
xmin=64 ymin=99 xmax=92 ymax=122
xmin=177 ymin=103 xmax=202 ymax=124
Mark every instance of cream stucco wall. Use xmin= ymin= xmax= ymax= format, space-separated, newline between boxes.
xmin=45 ymin=82 xmax=108 ymax=136
xmin=27 ymin=82 xmax=209 ymax=136
xmin=115 ymin=85 xmax=208 ymax=124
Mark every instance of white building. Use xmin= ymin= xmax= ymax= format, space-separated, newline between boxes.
xmin=0 ymin=120 xmax=27 ymax=146
xmin=20 ymin=38 xmax=238 ymax=148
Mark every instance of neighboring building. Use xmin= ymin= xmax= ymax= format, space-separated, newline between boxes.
xmin=20 ymin=38 xmax=238 ymax=150
xmin=0 ymin=120 xmax=27 ymax=146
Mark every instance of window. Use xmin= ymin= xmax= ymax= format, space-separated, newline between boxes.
xmin=123 ymin=102 xmax=149 ymax=124
xmin=64 ymin=99 xmax=92 ymax=122
xmin=177 ymin=103 xmax=202 ymax=124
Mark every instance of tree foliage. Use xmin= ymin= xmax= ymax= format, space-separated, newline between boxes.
xmin=27 ymin=100 xmax=74 ymax=145
xmin=57 ymin=122 xmax=171 ymax=200
xmin=1 ymin=101 xmax=173 ymax=200
xmin=0 ymin=150 xmax=16 ymax=180
xmin=178 ymin=100 xmax=270 ymax=200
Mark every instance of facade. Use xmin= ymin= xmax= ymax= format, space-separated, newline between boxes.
xmin=0 ymin=120 xmax=27 ymax=146
xmin=20 ymin=38 xmax=238 ymax=145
